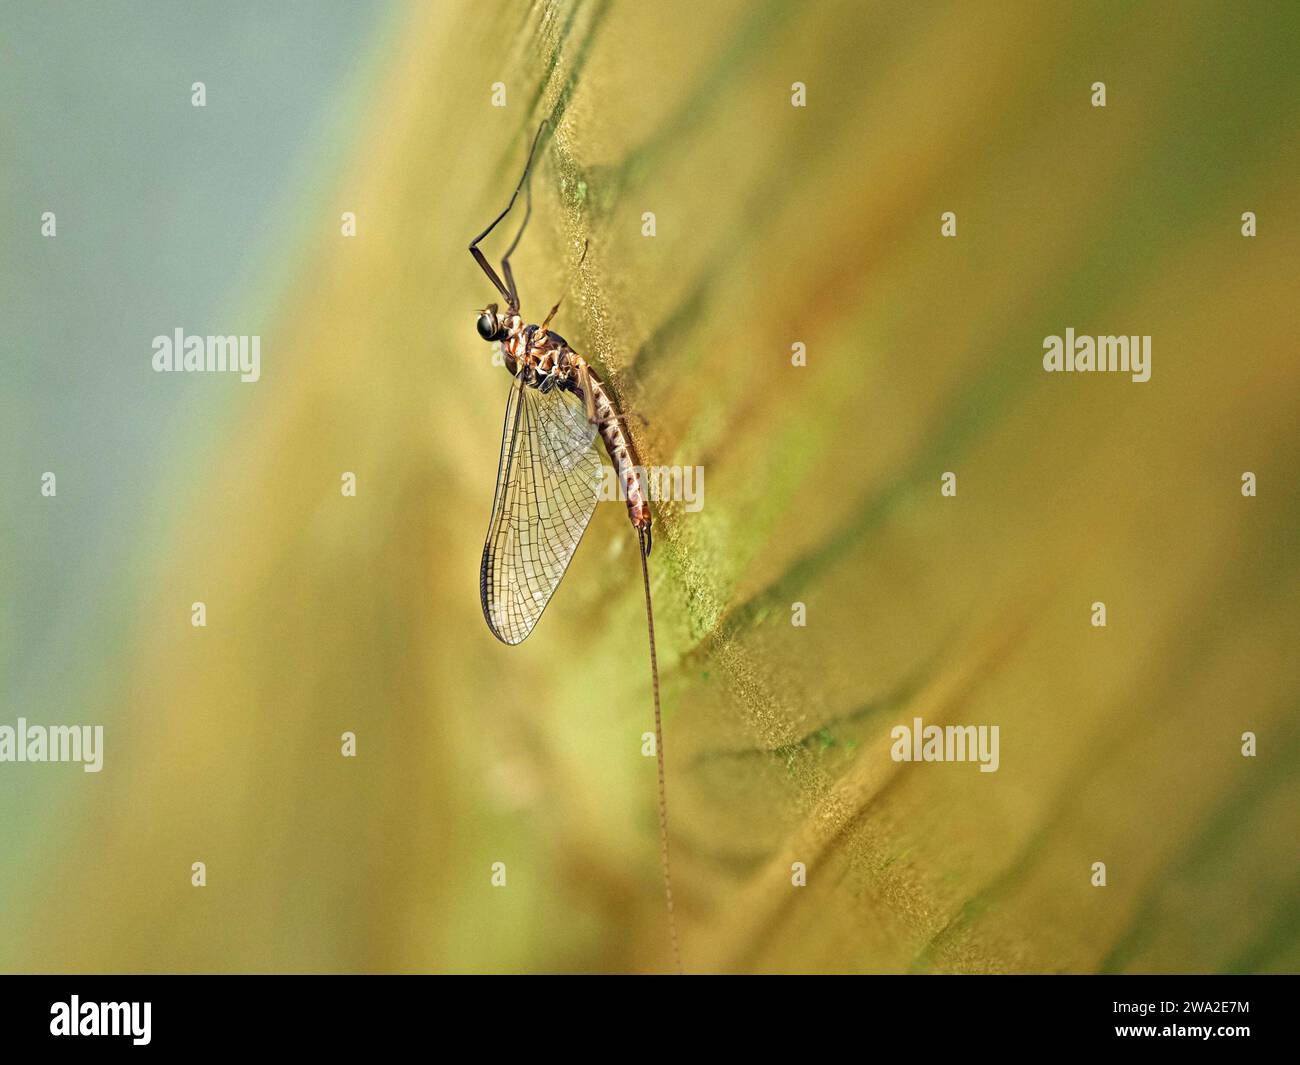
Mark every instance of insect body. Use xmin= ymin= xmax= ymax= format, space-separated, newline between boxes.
xmin=489 ymin=306 xmax=652 ymax=548
xmin=467 ymin=121 xmax=678 ymax=970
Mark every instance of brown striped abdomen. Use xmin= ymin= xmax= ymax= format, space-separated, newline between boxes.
xmin=585 ymin=368 xmax=651 ymax=532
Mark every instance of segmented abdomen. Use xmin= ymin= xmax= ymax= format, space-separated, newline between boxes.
xmin=587 ymin=372 xmax=651 ymax=531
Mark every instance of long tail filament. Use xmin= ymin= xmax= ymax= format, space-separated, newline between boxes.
xmin=639 ymin=525 xmax=681 ymax=973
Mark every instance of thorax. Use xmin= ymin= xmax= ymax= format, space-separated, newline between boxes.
xmin=502 ymin=317 xmax=582 ymax=391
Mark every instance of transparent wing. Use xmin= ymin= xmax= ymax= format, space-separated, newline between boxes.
xmin=480 ymin=377 xmax=602 ymax=644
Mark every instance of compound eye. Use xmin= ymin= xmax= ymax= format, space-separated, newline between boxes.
xmin=476 ymin=312 xmax=497 ymax=340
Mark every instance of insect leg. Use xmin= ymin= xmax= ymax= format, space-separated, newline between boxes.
xmin=471 ymin=246 xmax=510 ymax=304
xmin=540 ymin=298 xmax=562 ymax=332
xmin=499 ymin=168 xmax=532 ymax=311
xmin=468 ymin=120 xmax=548 ymax=311
xmin=575 ymin=362 xmax=599 ymax=424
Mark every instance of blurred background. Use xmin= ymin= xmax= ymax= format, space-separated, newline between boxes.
xmin=1 ymin=0 xmax=1297 ymax=973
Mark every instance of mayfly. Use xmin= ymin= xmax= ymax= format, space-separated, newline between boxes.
xmin=468 ymin=121 xmax=680 ymax=970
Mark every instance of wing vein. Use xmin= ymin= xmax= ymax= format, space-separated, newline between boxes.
xmin=480 ymin=380 xmax=602 ymax=644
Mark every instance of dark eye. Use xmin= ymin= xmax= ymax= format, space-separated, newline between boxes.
xmin=476 ymin=313 xmax=497 ymax=340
